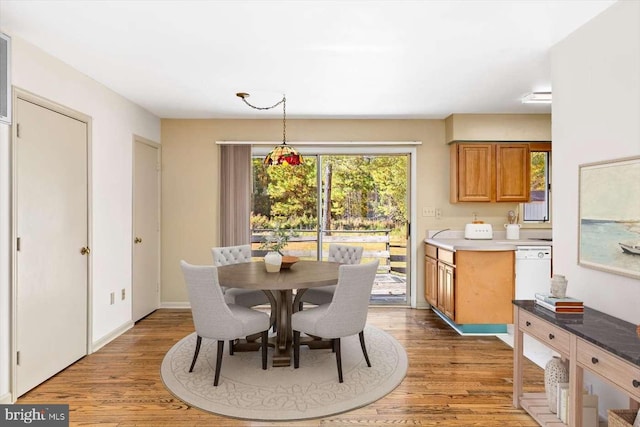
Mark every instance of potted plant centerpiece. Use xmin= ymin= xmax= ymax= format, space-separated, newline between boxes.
xmin=260 ymin=226 xmax=298 ymax=272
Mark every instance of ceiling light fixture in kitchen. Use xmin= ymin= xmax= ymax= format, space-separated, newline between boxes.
xmin=236 ymin=92 xmax=303 ymax=166
xmin=521 ymin=92 xmax=552 ymax=104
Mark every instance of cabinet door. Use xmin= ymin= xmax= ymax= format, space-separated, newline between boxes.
xmin=443 ymin=264 xmax=455 ymax=319
xmin=437 ymin=262 xmax=446 ymax=312
xmin=453 ymin=143 xmax=493 ymax=202
xmin=495 ymin=144 xmax=530 ymax=202
xmin=425 ymin=256 xmax=438 ymax=307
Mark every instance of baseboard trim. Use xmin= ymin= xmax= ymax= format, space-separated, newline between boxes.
xmin=0 ymin=392 xmax=13 ymax=404
xmin=160 ymin=302 xmax=190 ymax=309
xmin=92 ymin=320 xmax=134 ymax=352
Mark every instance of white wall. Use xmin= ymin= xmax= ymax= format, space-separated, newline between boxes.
xmin=0 ymin=35 xmax=160 ymax=401
xmin=551 ymin=0 xmax=640 ymax=415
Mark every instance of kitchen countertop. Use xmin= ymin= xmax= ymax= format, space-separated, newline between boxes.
xmin=425 ymin=229 xmax=552 ymax=252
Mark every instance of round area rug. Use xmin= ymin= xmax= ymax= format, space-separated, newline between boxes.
xmin=161 ymin=325 xmax=407 ymax=421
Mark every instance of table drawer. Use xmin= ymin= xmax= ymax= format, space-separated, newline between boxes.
xmin=577 ymin=338 xmax=640 ymax=401
xmin=518 ymin=310 xmax=571 ymax=356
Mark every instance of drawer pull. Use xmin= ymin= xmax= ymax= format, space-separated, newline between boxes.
xmin=633 ymin=379 xmax=640 ymax=388
xmin=526 ymin=321 xmax=531 ymax=327
xmin=548 ymin=333 xmax=555 ymax=340
xmin=591 ymin=357 xmax=598 ymax=364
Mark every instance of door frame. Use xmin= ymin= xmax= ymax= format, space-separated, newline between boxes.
xmin=251 ymin=143 xmax=418 ymax=308
xmin=131 ymin=135 xmax=161 ymax=320
xmin=10 ymin=88 xmax=93 ymax=400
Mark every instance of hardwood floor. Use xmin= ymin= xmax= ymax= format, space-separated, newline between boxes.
xmin=18 ymin=307 xmax=544 ymax=426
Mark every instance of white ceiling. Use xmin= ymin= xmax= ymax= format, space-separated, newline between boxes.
xmin=0 ymin=0 xmax=616 ymax=119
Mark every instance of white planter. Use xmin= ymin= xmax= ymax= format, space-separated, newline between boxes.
xmin=264 ymin=251 xmax=282 ymax=273
xmin=550 ymin=274 xmax=568 ymax=298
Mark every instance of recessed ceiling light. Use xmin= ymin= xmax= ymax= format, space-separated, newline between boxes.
xmin=521 ymin=92 xmax=552 ymax=104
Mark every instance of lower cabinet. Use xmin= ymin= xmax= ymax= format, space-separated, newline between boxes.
xmin=438 ymin=260 xmax=455 ymax=319
xmin=425 ymin=243 xmax=514 ymax=324
xmin=424 ymin=252 xmax=438 ymax=307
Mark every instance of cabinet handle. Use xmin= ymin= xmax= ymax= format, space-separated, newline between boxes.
xmin=548 ymin=333 xmax=555 ymax=340
xmin=525 ymin=321 xmax=531 ymax=326
xmin=591 ymin=357 xmax=598 ymax=364
xmin=633 ymin=379 xmax=640 ymax=388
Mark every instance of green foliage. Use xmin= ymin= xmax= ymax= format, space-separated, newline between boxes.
xmin=531 ymin=152 xmax=547 ymax=190
xmin=251 ymin=154 xmax=408 ymax=230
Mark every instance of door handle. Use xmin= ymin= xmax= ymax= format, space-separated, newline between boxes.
xmin=80 ymin=247 xmax=91 ymax=255
xmin=134 ymin=237 xmax=142 ymax=244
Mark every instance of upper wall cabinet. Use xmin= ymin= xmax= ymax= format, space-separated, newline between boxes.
xmin=450 ymin=143 xmax=530 ymax=203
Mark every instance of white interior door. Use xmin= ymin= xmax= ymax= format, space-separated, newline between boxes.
xmin=132 ymin=138 xmax=160 ymax=321
xmin=15 ymin=97 xmax=88 ymax=396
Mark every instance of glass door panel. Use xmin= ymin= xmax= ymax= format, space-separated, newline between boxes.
xmin=251 ymin=151 xmax=410 ymax=305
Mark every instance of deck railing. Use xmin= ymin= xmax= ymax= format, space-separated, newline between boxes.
xmin=251 ymin=229 xmax=406 ymax=274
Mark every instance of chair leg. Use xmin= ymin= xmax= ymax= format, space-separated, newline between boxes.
xmin=293 ymin=330 xmax=301 ymax=369
xmin=261 ymin=330 xmax=268 ymax=370
xmin=189 ymin=335 xmax=202 ymax=372
xmin=359 ymin=330 xmax=372 ymax=367
xmin=229 ymin=339 xmax=234 ymax=356
xmin=335 ymin=338 xmax=343 ymax=383
xmin=214 ymin=340 xmax=224 ymax=386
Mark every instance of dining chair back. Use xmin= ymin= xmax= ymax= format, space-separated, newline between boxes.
xmin=292 ymin=259 xmax=379 ymax=382
xmin=327 ymin=243 xmax=364 ymax=264
xmin=211 ymin=245 xmax=270 ymax=308
xmin=180 ymin=260 xmax=269 ymax=386
xmin=299 ymin=244 xmax=364 ymax=309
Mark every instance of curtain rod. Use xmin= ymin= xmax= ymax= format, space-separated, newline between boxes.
xmin=215 ymin=141 xmax=422 ymax=146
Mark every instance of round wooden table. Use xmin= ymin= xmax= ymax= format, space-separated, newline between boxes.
xmin=217 ymin=260 xmax=339 ymax=367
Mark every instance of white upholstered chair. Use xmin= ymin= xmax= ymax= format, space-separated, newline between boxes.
xmin=292 ymin=259 xmax=379 ymax=383
xmin=180 ymin=260 xmax=269 ymax=386
xmin=298 ymin=244 xmax=364 ymax=309
xmin=211 ymin=245 xmax=270 ymax=308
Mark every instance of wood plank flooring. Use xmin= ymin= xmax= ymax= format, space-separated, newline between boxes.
xmin=17 ymin=307 xmax=545 ymax=426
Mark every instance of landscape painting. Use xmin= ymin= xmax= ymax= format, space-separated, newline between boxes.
xmin=579 ymin=156 xmax=640 ymax=279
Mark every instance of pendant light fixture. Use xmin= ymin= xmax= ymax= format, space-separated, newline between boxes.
xmin=236 ymin=92 xmax=304 ymax=166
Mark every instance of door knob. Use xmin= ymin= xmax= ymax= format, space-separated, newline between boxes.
xmin=134 ymin=237 xmax=142 ymax=244
xmin=80 ymin=247 xmax=91 ymax=255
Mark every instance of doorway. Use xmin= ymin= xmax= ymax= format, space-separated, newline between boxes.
xmin=13 ymin=93 xmax=90 ymax=396
xmin=251 ymin=150 xmax=410 ymax=304
xmin=132 ymin=136 xmax=161 ymax=322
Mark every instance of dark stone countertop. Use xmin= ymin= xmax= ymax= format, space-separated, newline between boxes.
xmin=513 ymin=300 xmax=640 ymax=368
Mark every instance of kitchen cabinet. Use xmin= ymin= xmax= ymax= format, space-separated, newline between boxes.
xmin=424 ymin=243 xmax=514 ymax=324
xmin=424 ymin=245 xmax=438 ymax=307
xmin=450 ymin=142 xmax=530 ymax=203
xmin=437 ymin=249 xmax=455 ymax=319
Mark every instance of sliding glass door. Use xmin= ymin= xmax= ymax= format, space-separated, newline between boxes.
xmin=251 ymin=151 xmax=410 ymax=305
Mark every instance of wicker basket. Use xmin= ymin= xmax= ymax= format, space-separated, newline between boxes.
xmin=608 ymin=409 xmax=638 ymax=427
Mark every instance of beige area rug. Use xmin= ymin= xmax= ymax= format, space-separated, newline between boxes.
xmin=161 ymin=325 xmax=408 ymax=421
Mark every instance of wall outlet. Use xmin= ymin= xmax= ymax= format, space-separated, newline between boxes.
xmin=422 ymin=207 xmax=436 ymax=217
xmin=110 ymin=292 xmax=115 ymax=305
xmin=435 ymin=208 xmax=442 ymax=219
xmin=121 ymin=288 xmax=126 ymax=300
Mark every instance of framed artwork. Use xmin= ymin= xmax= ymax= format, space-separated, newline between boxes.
xmin=578 ymin=156 xmax=640 ymax=279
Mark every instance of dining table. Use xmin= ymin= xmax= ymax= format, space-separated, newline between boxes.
xmin=217 ymin=260 xmax=340 ymax=367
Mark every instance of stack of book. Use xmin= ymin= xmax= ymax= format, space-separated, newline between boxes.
xmin=534 ymin=293 xmax=584 ymax=313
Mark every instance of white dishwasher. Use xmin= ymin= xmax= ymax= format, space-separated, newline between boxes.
xmin=499 ymin=245 xmax=553 ymax=368
xmin=514 ymin=245 xmax=552 ymax=299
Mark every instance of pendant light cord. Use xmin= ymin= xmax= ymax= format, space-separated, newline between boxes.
xmin=237 ymin=93 xmax=287 ymax=144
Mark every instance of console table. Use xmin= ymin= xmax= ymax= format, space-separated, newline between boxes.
xmin=513 ymin=300 xmax=640 ymax=427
